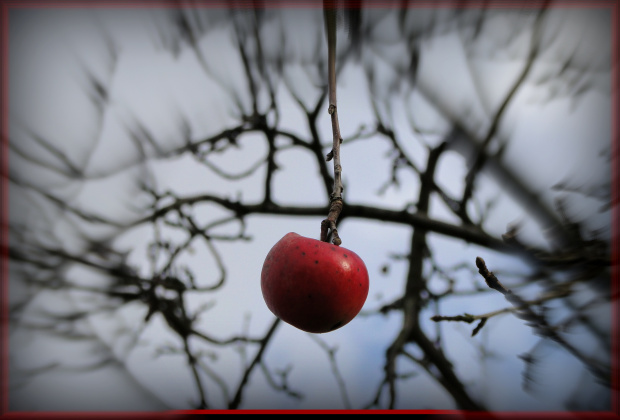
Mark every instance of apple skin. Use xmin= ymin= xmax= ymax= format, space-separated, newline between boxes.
xmin=261 ymin=232 xmax=369 ymax=333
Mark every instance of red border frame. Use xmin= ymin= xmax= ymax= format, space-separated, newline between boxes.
xmin=0 ymin=0 xmax=618 ymax=417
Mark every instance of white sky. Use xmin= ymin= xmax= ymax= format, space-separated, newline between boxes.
xmin=8 ymin=5 xmax=612 ymax=412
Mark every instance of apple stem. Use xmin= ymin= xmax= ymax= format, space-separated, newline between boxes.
xmin=321 ymin=4 xmax=344 ymax=246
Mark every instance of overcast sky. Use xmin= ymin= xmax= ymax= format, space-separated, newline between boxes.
xmin=7 ymin=4 xmax=612 ymax=412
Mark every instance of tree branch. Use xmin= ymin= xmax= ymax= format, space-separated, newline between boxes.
xmin=321 ymin=3 xmax=345 ymax=245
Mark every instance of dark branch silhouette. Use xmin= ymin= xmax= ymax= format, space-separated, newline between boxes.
xmin=7 ymin=3 xmax=612 ymax=412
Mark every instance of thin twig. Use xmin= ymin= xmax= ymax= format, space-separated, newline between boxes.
xmin=308 ymin=334 xmax=352 ymax=409
xmin=228 ymin=318 xmax=281 ymax=409
xmin=475 ymin=257 xmax=611 ymax=387
xmin=321 ymin=3 xmax=344 ymax=245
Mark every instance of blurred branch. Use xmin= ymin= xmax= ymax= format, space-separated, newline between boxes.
xmin=131 ymin=191 xmax=536 ymax=257
xmin=308 ymin=334 xmax=352 ymax=409
xmin=259 ymin=362 xmax=304 ymax=401
xmin=474 ymin=257 xmax=611 ymax=387
xmin=430 ymin=283 xmax=572 ymax=337
xmin=229 ymin=318 xmax=281 ymax=409
xmin=460 ymin=3 xmax=549 ymax=225
xmin=378 ymin=140 xmax=486 ymax=411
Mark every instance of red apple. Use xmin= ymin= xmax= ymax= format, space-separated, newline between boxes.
xmin=261 ymin=232 xmax=369 ymax=333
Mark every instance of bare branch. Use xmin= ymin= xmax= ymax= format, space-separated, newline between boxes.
xmin=320 ymin=3 xmax=345 ymax=246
